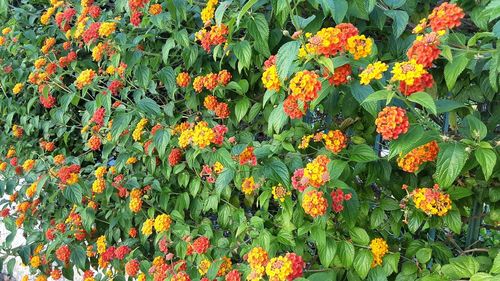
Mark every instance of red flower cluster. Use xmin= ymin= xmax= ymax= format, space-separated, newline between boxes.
xmin=82 ymin=22 xmax=101 ymax=44
xmin=57 ymin=164 xmax=80 ymax=185
xmin=55 ymin=8 xmax=76 ymax=32
xmin=291 ymin=169 xmax=307 ymax=192
xmin=375 ymin=106 xmax=409 ymax=140
xmin=285 ymin=252 xmax=305 ymax=280
xmin=212 ymin=124 xmax=228 ymax=145
xmin=55 ymin=245 xmax=71 ymax=264
xmin=239 ymin=146 xmax=257 ymax=166
xmin=191 ymin=236 xmax=210 ymax=254
xmin=399 ymin=73 xmax=434 ymax=96
xmin=330 ymin=188 xmax=352 ymax=213
xmin=114 ymin=245 xmax=130 ymax=260
xmin=196 ymin=24 xmax=229 ymax=52
xmin=323 ymin=64 xmax=352 ymax=86
xmin=125 ymin=259 xmax=140 ymax=276
xmin=91 ymin=107 xmax=105 ymax=126
xmin=407 ymin=33 xmax=441 ymax=68
xmin=128 ymin=0 xmax=150 ymax=26
xmin=168 ymin=148 xmax=183 ymax=166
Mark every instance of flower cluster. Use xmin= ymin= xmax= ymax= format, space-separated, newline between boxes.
xmin=411 ymin=184 xmax=452 ymax=216
xmin=359 ymin=61 xmax=388 ymax=85
xmin=414 ymin=2 xmax=464 ymax=33
xmin=302 ymin=190 xmax=328 ymax=218
xmin=346 ymin=35 xmax=373 ymax=60
xmin=75 ymin=69 xmax=96 ymax=89
xmin=196 ymin=24 xmax=228 ymax=52
xmin=201 ymin=0 xmax=219 ymax=24
xmin=397 ymin=141 xmax=439 ymax=173
xmin=239 ymin=146 xmax=257 ymax=166
xmin=323 ymin=64 xmax=351 ymax=86
xmin=322 ymin=130 xmax=348 ymax=154
xmin=133 ymin=118 xmax=148 ymax=141
xmin=129 ymin=188 xmax=142 ymax=213
xmin=176 ymin=72 xmax=191 ymax=88
xmin=168 ymin=148 xmax=183 ymax=166
xmin=241 ymin=176 xmax=258 ymax=195
xmin=272 ymin=183 xmax=291 ymax=203
xmin=330 ymin=188 xmax=352 ymax=213
xmin=375 ymin=106 xmax=409 ymax=140
xmin=390 ymin=59 xmax=427 ymax=86
xmin=57 ymin=164 xmax=80 ymax=186
xmin=193 ymin=70 xmax=232 ymax=93
xmin=154 ymin=214 xmax=172 ymax=233
xmin=370 ymin=238 xmax=389 ymax=267
xmin=303 ymin=155 xmax=330 ymax=188
xmin=92 ymin=166 xmax=107 ymax=194
xmin=245 ymin=247 xmax=304 ymax=281
xmin=299 ymin=23 xmax=360 ymax=58
xmin=203 ymin=95 xmax=230 ymax=119
xmin=285 ymin=70 xmax=322 ymax=119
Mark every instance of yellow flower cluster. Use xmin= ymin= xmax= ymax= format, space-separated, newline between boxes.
xmin=262 ymin=65 xmax=281 ymax=92
xmin=346 ymin=35 xmax=372 ymax=60
xmin=92 ymin=166 xmax=107 ymax=194
xmin=31 ymin=255 xmax=41 ymax=267
xmin=22 ymin=159 xmax=35 ymax=172
xmin=141 ymin=218 xmax=154 ymax=236
xmin=201 ymin=0 xmax=219 ymax=24
xmin=213 ymin=161 xmax=224 ymax=174
xmin=359 ymin=61 xmax=388 ymax=85
xmin=97 ymin=235 xmax=106 ymax=254
xmin=411 ymin=185 xmax=452 ymax=216
xmin=126 ymin=157 xmax=138 ymax=165
xmin=75 ymin=69 xmax=96 ymax=89
xmin=2 ymin=27 xmax=11 ymax=35
xmin=198 ymin=259 xmax=211 ymax=275
xmin=303 ymin=155 xmax=330 ymax=188
xmin=99 ymin=22 xmax=116 ymax=37
xmin=391 ymin=59 xmax=427 ymax=86
xmin=370 ymin=238 xmax=389 ymax=267
xmin=153 ymin=214 xmax=172 ymax=233
xmin=129 ymin=188 xmax=142 ymax=213
xmin=241 ymin=176 xmax=257 ymax=195
xmin=13 ymin=83 xmax=23 ymax=95
xmin=179 ymin=121 xmax=215 ymax=149
xmin=266 ymin=256 xmax=293 ymax=281
xmin=34 ymin=58 xmax=46 ymax=69
xmin=247 ymin=247 xmax=269 ymax=280
xmin=26 ymin=181 xmax=38 ymax=198
xmin=133 ymin=118 xmax=148 ymax=141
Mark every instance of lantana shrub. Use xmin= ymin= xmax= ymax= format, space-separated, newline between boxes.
xmin=0 ymin=0 xmax=499 ymax=280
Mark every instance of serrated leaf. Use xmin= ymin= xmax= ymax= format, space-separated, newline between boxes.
xmin=235 ymin=97 xmax=251 ymax=122
xmin=444 ymin=54 xmax=469 ymax=90
xmin=354 ymin=249 xmax=373 ymax=279
xmin=407 ymin=92 xmax=437 ymax=115
xmin=276 ymin=41 xmax=301 ymax=80
xmin=435 ymin=142 xmax=468 ymax=188
xmin=475 ymin=148 xmax=497 ymax=181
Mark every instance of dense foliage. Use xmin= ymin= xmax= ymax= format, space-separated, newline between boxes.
xmin=0 ymin=0 xmax=499 ymax=280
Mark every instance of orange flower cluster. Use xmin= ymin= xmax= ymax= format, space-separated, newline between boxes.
xmin=302 ymin=190 xmax=328 ymax=218
xmin=414 ymin=2 xmax=464 ymax=33
xmin=192 ymin=70 xmax=232 ymax=93
xmin=407 ymin=32 xmax=441 ymax=68
xmin=299 ymin=23 xmax=359 ymax=58
xmin=323 ymin=64 xmax=352 ymax=86
xmin=129 ymin=188 xmax=143 ymax=213
xmin=195 ymin=24 xmax=228 ymax=52
xmin=87 ymin=135 xmax=101 ymax=151
xmin=57 ymin=164 xmax=80 ymax=186
xmin=239 ymin=146 xmax=257 ymax=166
xmin=203 ymin=95 xmax=230 ymax=119
xmin=12 ymin=125 xmax=23 ymax=138
xmin=397 ymin=141 xmax=439 ymax=173
xmin=411 ymin=184 xmax=452 ymax=216
xmin=303 ymin=155 xmax=330 ymax=188
xmin=298 ymin=130 xmax=347 ymax=154
xmin=176 ymin=72 xmax=191 ymax=88
xmin=375 ymin=106 xmax=409 ymax=140
xmin=284 ymin=70 xmax=322 ymax=119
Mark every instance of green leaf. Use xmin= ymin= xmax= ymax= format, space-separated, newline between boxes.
xmin=349 ymin=144 xmax=378 ymax=163
xmin=443 ymin=210 xmax=462 ymax=234
xmin=233 ymin=41 xmax=252 ymax=71
xmin=153 ymin=129 xmax=171 ymax=158
xmin=137 ymin=98 xmax=162 ymax=116
xmin=351 ymin=82 xmax=378 ymax=117
xmin=318 ymin=240 xmax=337 ymax=267
xmin=362 ymin=90 xmax=392 ymax=104
xmin=267 ymin=103 xmax=289 ymax=134
xmin=276 ymin=41 xmax=301 ymax=80
xmin=206 ymin=259 xmax=224 ymax=279
xmin=264 ymin=157 xmax=291 ymax=187
xmin=384 ymin=10 xmax=409 ymax=38
xmin=435 ymin=99 xmax=467 ymax=114
xmin=444 ymin=54 xmax=470 ymax=90
xmin=70 ymin=245 xmax=87 ymax=269
xmin=407 ymin=92 xmax=437 ymax=115
xmin=338 ymin=241 xmax=355 ymax=267
xmin=435 ymin=142 xmax=468 ymax=188
xmin=416 ymin=248 xmax=432 ymax=263
xmin=471 ymin=273 xmax=495 ymax=281
xmin=308 ymin=271 xmax=336 ymax=281
xmin=316 ymin=56 xmax=334 ymax=74
xmin=161 ymin=39 xmax=175 ymax=64
xmin=475 ymin=148 xmax=497 ymax=181
xmin=215 ymin=168 xmax=235 ymax=194
xmin=384 ymin=252 xmax=400 ymax=273
xmin=237 ymin=0 xmax=258 ymax=26
xmin=491 ymin=252 xmax=500 ymax=274
xmin=388 ymin=125 xmax=439 ymax=159
xmin=63 ymin=186 xmax=82 ymax=204
xmin=215 ymin=0 xmax=232 ymax=25
xmin=354 ymin=249 xmax=373 ymax=279
xmin=235 ymin=97 xmax=251 ymax=122
xmin=462 ymin=115 xmax=487 ymax=141
xmin=248 ymin=13 xmax=270 ymax=57
xmin=136 ymin=64 xmax=151 ymax=88
xmin=441 ymin=256 xmax=479 ymax=279
xmin=349 ymin=227 xmax=370 ymax=245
